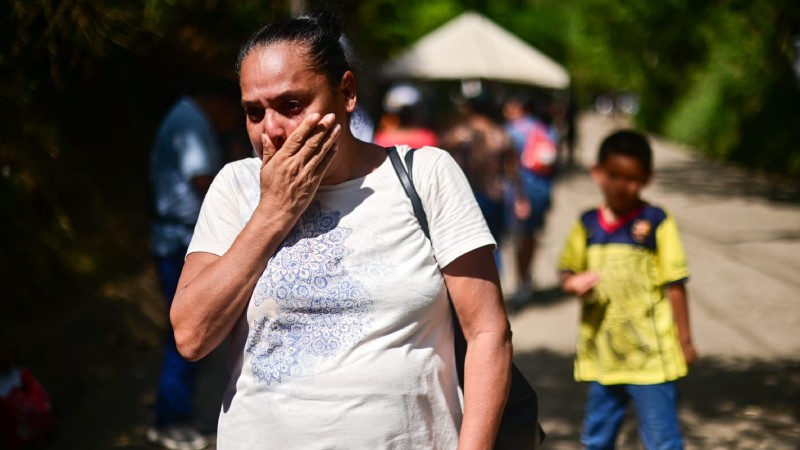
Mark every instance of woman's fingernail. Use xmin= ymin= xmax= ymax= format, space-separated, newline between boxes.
xmin=325 ymin=113 xmax=336 ymax=122
xmin=332 ymin=124 xmax=342 ymax=134
xmin=309 ymin=112 xmax=321 ymax=122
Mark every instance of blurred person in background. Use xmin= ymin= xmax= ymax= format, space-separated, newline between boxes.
xmin=503 ymin=94 xmax=558 ymax=308
xmin=373 ymin=83 xmax=439 ymax=148
xmin=440 ymin=100 xmax=529 ymax=270
xmin=559 ymin=130 xmax=696 ymax=450
xmin=148 ymin=82 xmax=241 ymax=450
xmin=349 ymin=103 xmax=375 ymax=142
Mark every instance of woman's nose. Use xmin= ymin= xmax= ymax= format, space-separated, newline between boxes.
xmin=263 ymin=110 xmax=287 ymax=149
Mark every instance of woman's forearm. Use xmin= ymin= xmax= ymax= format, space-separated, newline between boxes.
xmin=458 ymin=329 xmax=513 ymax=450
xmin=441 ymin=246 xmax=513 ymax=449
xmin=170 ymin=205 xmax=296 ymax=361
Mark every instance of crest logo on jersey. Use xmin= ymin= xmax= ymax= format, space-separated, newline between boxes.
xmin=632 ymin=219 xmax=652 ymax=243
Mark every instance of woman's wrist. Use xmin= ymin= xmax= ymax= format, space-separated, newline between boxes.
xmin=232 ymin=201 xmax=300 ymax=256
xmin=252 ymin=198 xmax=299 ymax=229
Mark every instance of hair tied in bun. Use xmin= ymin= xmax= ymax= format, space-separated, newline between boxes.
xmin=298 ymin=8 xmax=343 ymax=38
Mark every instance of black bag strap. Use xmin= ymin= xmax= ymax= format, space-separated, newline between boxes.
xmin=387 ymin=146 xmax=430 ymax=241
xmin=404 ymin=149 xmax=416 ymax=183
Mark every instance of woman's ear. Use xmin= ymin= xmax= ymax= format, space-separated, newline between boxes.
xmin=339 ymin=71 xmax=357 ymax=113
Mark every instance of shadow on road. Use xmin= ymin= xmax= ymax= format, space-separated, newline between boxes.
xmin=506 ymin=286 xmax=572 ymax=316
xmin=514 ymin=348 xmax=800 ymax=449
xmin=655 ymin=157 xmax=800 ymax=205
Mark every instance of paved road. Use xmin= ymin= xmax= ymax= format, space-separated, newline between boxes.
xmin=505 ymin=114 xmax=800 ymax=449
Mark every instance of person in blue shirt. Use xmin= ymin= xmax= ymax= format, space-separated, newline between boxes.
xmin=148 ymin=88 xmax=238 ymax=450
xmin=503 ymin=95 xmax=557 ymax=308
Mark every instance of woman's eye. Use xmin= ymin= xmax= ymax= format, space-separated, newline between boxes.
xmin=282 ymin=100 xmax=303 ymax=116
xmin=246 ymin=108 xmax=265 ymax=122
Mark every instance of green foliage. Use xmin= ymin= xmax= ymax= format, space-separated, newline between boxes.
xmin=662 ymin=1 xmax=800 ymax=174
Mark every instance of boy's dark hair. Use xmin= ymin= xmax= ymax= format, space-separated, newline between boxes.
xmin=235 ymin=8 xmax=350 ymax=87
xmin=598 ymin=130 xmax=653 ymax=173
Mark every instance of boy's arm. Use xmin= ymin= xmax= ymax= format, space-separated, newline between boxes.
xmin=561 ymin=271 xmax=601 ymax=298
xmin=666 ymin=283 xmax=697 ymax=365
xmin=559 ymin=218 xmax=601 ymax=298
xmin=656 ymin=211 xmax=695 ymax=365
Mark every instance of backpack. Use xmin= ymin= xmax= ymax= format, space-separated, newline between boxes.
xmin=0 ymin=368 xmax=56 ymax=449
xmin=519 ymin=123 xmax=557 ymax=175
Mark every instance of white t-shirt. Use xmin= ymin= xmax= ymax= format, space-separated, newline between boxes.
xmin=188 ymin=145 xmax=495 ymax=449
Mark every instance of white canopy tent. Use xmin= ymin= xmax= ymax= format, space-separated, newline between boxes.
xmin=381 ymin=12 xmax=570 ymax=90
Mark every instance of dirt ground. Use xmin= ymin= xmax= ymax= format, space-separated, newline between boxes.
xmin=34 ymin=113 xmax=800 ymax=449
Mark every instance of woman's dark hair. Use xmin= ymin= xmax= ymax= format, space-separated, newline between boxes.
xmin=235 ymin=9 xmax=350 ymax=87
xmin=598 ymin=130 xmax=653 ymax=173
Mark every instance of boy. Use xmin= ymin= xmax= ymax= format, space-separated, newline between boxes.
xmin=559 ymin=130 xmax=697 ymax=450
